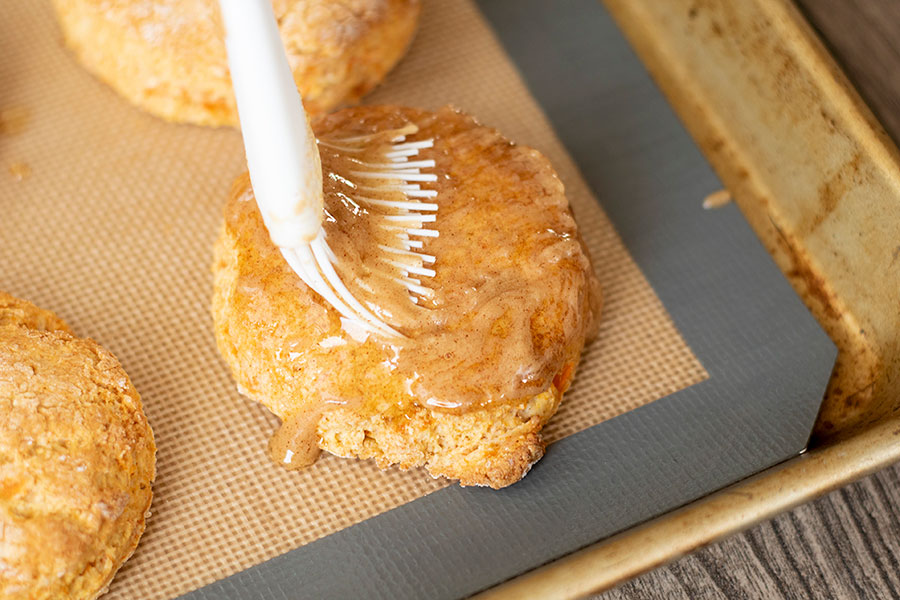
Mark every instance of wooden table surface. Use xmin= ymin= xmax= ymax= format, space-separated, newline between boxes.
xmin=597 ymin=1 xmax=900 ymax=598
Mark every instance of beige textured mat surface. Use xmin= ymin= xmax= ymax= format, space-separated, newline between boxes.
xmin=0 ymin=0 xmax=707 ymax=597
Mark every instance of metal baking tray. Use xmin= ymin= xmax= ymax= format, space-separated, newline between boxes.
xmin=4 ymin=0 xmax=881 ymax=597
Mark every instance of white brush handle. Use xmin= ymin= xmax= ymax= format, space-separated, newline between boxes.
xmin=219 ymin=0 xmax=323 ymax=245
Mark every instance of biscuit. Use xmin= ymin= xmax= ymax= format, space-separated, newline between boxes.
xmin=212 ymin=106 xmax=600 ymax=488
xmin=0 ymin=290 xmax=72 ymax=333
xmin=0 ymin=293 xmax=155 ymax=599
xmin=52 ymin=0 xmax=421 ymax=126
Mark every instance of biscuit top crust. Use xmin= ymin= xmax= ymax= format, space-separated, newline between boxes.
xmin=223 ymin=105 xmax=600 ymax=430
xmin=87 ymin=0 xmax=401 ymax=47
xmin=0 ymin=291 xmax=71 ymax=333
xmin=54 ymin=0 xmax=421 ymax=124
xmin=73 ymin=0 xmax=417 ymax=87
xmin=0 ymin=308 xmax=155 ymax=599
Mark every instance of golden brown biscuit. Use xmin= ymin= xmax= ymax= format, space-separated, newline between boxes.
xmin=0 ymin=291 xmax=72 ymax=333
xmin=212 ymin=106 xmax=600 ymax=488
xmin=0 ymin=294 xmax=155 ymax=599
xmin=52 ymin=0 xmax=421 ymax=126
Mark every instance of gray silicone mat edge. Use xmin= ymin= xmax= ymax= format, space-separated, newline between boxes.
xmin=181 ymin=1 xmax=837 ymax=598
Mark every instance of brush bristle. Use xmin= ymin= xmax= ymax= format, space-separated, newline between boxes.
xmin=305 ymin=124 xmax=440 ymax=336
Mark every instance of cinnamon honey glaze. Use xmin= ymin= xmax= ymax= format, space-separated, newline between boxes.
xmin=246 ymin=106 xmax=601 ymax=470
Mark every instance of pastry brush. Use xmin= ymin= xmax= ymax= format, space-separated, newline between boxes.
xmin=218 ymin=0 xmax=438 ymax=338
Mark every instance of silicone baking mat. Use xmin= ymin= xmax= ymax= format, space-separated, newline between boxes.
xmin=0 ymin=0 xmax=835 ymax=598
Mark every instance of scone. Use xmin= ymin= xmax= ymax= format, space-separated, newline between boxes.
xmin=0 ymin=292 xmax=156 ymax=599
xmin=52 ymin=0 xmax=421 ymax=126
xmin=212 ymin=106 xmax=601 ymax=488
xmin=0 ymin=292 xmax=72 ymax=333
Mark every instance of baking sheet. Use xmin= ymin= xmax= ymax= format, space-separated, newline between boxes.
xmin=0 ymin=0 xmax=727 ymax=598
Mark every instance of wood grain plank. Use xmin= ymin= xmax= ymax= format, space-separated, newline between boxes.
xmin=596 ymin=2 xmax=900 ymax=597
xmin=796 ymin=0 xmax=900 ymax=143
xmin=597 ymin=464 xmax=900 ymax=599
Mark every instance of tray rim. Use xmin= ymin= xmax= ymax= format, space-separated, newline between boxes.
xmin=598 ymin=0 xmax=900 ymax=439
xmin=477 ymin=414 xmax=900 ymax=600
xmin=477 ymin=0 xmax=900 ymax=595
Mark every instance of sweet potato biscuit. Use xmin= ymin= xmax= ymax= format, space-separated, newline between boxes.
xmin=52 ymin=0 xmax=421 ymax=126
xmin=213 ymin=106 xmax=600 ymax=488
xmin=0 ymin=291 xmax=71 ymax=333
xmin=0 ymin=293 xmax=155 ymax=599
